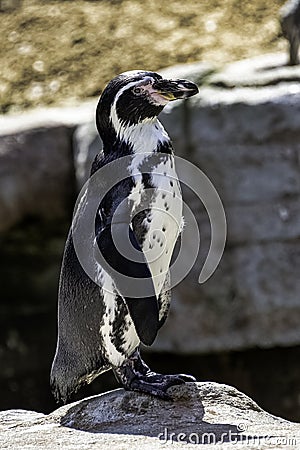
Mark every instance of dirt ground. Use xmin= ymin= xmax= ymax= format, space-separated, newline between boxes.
xmin=0 ymin=0 xmax=287 ymax=114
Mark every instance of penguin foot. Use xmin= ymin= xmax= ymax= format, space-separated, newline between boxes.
xmin=129 ymin=372 xmax=196 ymax=400
xmin=113 ymin=349 xmax=196 ymax=400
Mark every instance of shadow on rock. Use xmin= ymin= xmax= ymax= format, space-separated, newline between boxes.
xmin=59 ymin=383 xmax=247 ymax=444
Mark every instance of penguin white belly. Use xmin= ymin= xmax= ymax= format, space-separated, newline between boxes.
xmin=141 ymin=156 xmax=182 ymax=297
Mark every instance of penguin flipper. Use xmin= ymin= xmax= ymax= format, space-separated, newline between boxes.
xmin=96 ymin=224 xmax=159 ymax=346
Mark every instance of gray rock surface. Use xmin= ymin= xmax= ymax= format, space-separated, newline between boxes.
xmin=0 ymin=101 xmax=97 ymax=231
xmin=208 ymin=53 xmax=300 ymax=87
xmin=160 ymin=61 xmax=216 ymax=85
xmin=73 ymin=121 xmax=100 ymax=189
xmin=0 ymin=126 xmax=74 ymax=231
xmin=0 ymin=382 xmax=299 ymax=449
xmin=0 ymin=100 xmax=96 ymax=136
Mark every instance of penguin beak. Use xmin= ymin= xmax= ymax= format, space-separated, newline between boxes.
xmin=152 ymin=78 xmax=199 ymax=101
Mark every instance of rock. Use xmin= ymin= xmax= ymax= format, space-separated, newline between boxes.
xmin=187 ymin=87 xmax=300 ymax=145
xmin=73 ymin=121 xmax=101 ymax=190
xmin=0 ymin=126 xmax=74 ymax=231
xmin=0 ymin=100 xmax=96 ymax=136
xmin=0 ymin=383 xmax=299 ymax=449
xmin=155 ymin=241 xmax=300 ymax=353
xmin=160 ymin=61 xmax=216 ymax=85
xmin=0 ymin=100 xmax=97 ymax=231
xmin=0 ymin=409 xmax=46 ymax=429
xmin=208 ymin=53 xmax=300 ymax=87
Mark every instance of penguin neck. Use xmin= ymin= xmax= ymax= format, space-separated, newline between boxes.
xmin=102 ymin=117 xmax=172 ymax=157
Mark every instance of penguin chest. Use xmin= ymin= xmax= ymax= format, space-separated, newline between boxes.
xmin=132 ymin=156 xmax=183 ymax=297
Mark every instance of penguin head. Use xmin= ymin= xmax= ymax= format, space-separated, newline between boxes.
xmin=96 ymin=70 xmax=198 ymax=142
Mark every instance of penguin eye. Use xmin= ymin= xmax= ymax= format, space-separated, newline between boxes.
xmin=133 ymin=86 xmax=142 ymax=95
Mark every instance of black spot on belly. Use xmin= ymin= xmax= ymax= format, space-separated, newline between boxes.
xmin=162 ymin=226 xmax=166 ymax=232
xmin=170 ymin=180 xmax=173 ymax=187
xmin=162 ymin=193 xmax=166 ymax=199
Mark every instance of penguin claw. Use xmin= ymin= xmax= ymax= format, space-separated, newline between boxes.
xmin=175 ymin=373 xmax=197 ymax=382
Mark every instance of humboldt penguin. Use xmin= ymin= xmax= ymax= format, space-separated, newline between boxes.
xmin=50 ymin=70 xmax=199 ymax=403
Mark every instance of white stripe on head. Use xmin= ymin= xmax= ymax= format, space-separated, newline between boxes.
xmin=109 ymin=78 xmax=170 ymax=155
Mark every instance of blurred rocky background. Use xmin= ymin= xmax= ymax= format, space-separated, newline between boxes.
xmin=0 ymin=0 xmax=300 ymax=423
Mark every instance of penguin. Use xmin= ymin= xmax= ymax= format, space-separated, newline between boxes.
xmin=50 ymin=70 xmax=199 ymax=403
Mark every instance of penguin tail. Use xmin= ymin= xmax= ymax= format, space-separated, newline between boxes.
xmin=50 ymin=353 xmax=79 ymax=405
xmin=50 ymin=345 xmax=111 ymax=404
